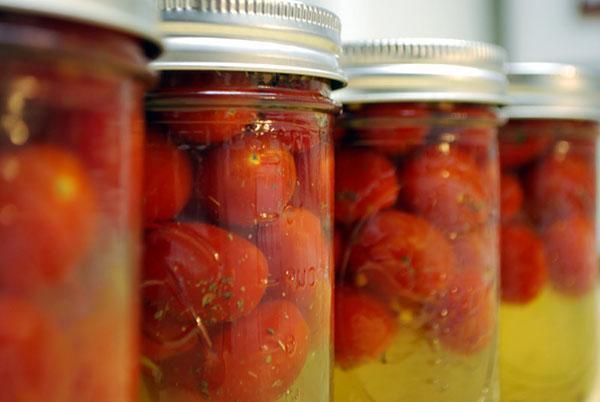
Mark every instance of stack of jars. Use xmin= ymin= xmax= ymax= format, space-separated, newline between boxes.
xmin=139 ymin=2 xmax=344 ymax=402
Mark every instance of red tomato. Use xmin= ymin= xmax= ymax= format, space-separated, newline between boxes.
xmin=526 ymin=153 xmax=595 ymax=223
xmin=348 ymin=210 xmax=456 ymax=303
xmin=400 ymin=145 xmax=489 ymax=233
xmin=543 ymin=217 xmax=597 ymax=297
xmin=163 ymin=300 xmax=310 ymax=402
xmin=0 ymin=145 xmax=96 ymax=290
xmin=257 ymin=207 xmax=327 ymax=315
xmin=499 ymin=120 xmax=552 ymax=168
xmin=143 ymin=135 xmax=193 ymax=223
xmin=334 ymin=286 xmax=397 ymax=369
xmin=353 ymin=103 xmax=430 ymax=155
xmin=500 ymin=174 xmax=523 ymax=222
xmin=141 ymin=304 xmax=199 ymax=361
xmin=160 ymin=108 xmax=258 ymax=144
xmin=334 ymin=228 xmax=344 ymax=270
xmin=159 ymin=389 xmax=208 ymax=402
xmin=143 ymin=222 xmax=268 ymax=324
xmin=425 ymin=269 xmax=495 ymax=355
xmin=334 ymin=149 xmax=399 ymax=224
xmin=291 ymin=145 xmax=333 ymax=218
xmin=500 ymin=224 xmax=548 ymax=303
xmin=0 ymin=297 xmax=69 ymax=402
xmin=452 ymin=228 xmax=495 ymax=272
xmin=198 ymin=134 xmax=297 ymax=227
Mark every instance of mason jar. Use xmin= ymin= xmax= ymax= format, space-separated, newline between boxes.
xmin=332 ymin=39 xmax=507 ymax=402
xmin=0 ymin=1 xmax=160 ymax=402
xmin=139 ymin=2 xmax=345 ymax=402
xmin=498 ymin=63 xmax=600 ymax=402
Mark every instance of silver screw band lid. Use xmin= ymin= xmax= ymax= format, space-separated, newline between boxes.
xmin=0 ymin=0 xmax=161 ymax=58
xmin=153 ymin=0 xmax=346 ymax=88
xmin=505 ymin=63 xmax=600 ymax=121
xmin=333 ymin=38 xmax=508 ymax=104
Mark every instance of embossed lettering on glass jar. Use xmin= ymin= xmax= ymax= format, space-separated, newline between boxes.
xmin=498 ymin=63 xmax=600 ymax=402
xmin=333 ymin=38 xmax=507 ymax=402
xmin=0 ymin=1 xmax=159 ymax=402
xmin=140 ymin=2 xmax=344 ymax=402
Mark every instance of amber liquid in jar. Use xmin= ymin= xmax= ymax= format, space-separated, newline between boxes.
xmin=334 ymin=102 xmax=500 ymax=402
xmin=498 ymin=119 xmax=599 ymax=402
xmin=0 ymin=15 xmax=149 ymax=402
xmin=140 ymin=71 xmax=336 ymax=402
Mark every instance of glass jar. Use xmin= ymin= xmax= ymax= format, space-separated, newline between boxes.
xmin=498 ymin=63 xmax=600 ymax=402
xmin=332 ymin=39 xmax=507 ymax=402
xmin=0 ymin=2 xmax=159 ymax=402
xmin=139 ymin=3 xmax=344 ymax=402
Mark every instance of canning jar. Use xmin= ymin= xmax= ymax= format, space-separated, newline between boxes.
xmin=332 ymin=39 xmax=507 ymax=402
xmin=139 ymin=2 xmax=344 ymax=402
xmin=0 ymin=1 xmax=160 ymax=402
xmin=498 ymin=63 xmax=600 ymax=402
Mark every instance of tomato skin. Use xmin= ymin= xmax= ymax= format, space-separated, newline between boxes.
xmin=334 ymin=149 xmax=399 ymax=224
xmin=143 ymin=135 xmax=193 ymax=223
xmin=257 ymin=207 xmax=327 ymax=315
xmin=143 ymin=222 xmax=268 ymax=324
xmin=0 ymin=145 xmax=96 ymax=291
xmin=141 ymin=304 xmax=199 ymax=362
xmin=291 ymin=145 xmax=333 ymax=218
xmin=543 ymin=216 xmax=597 ymax=297
xmin=499 ymin=121 xmax=552 ymax=168
xmin=354 ymin=104 xmax=430 ymax=155
xmin=334 ymin=286 xmax=397 ymax=369
xmin=348 ymin=210 xmax=456 ymax=303
xmin=259 ymin=110 xmax=331 ymax=152
xmin=160 ymin=108 xmax=258 ymax=144
xmin=426 ymin=269 xmax=494 ymax=355
xmin=526 ymin=153 xmax=595 ymax=223
xmin=334 ymin=229 xmax=343 ymax=269
xmin=400 ymin=146 xmax=488 ymax=234
xmin=500 ymin=174 xmax=523 ymax=222
xmin=198 ymin=134 xmax=297 ymax=227
xmin=0 ymin=297 xmax=69 ymax=402
xmin=162 ymin=300 xmax=310 ymax=402
xmin=452 ymin=229 xmax=495 ymax=272
xmin=500 ymin=224 xmax=547 ymax=303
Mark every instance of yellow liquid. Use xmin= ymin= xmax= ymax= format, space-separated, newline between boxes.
xmin=500 ymin=287 xmax=599 ymax=402
xmin=334 ymin=326 xmax=498 ymax=402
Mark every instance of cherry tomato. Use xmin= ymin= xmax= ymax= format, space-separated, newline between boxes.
xmin=400 ymin=145 xmax=488 ymax=233
xmin=500 ymin=173 xmax=523 ymax=222
xmin=198 ymin=134 xmax=296 ymax=227
xmin=425 ymin=269 xmax=494 ymax=355
xmin=0 ymin=145 xmax=96 ymax=290
xmin=143 ymin=222 xmax=268 ymax=324
xmin=452 ymin=228 xmax=495 ymax=272
xmin=500 ymin=224 xmax=548 ymax=303
xmin=159 ymin=388 xmax=208 ymax=402
xmin=348 ymin=210 xmax=456 ymax=303
xmin=141 ymin=304 xmax=199 ymax=362
xmin=543 ymin=216 xmax=597 ymax=297
xmin=163 ymin=300 xmax=310 ymax=402
xmin=353 ymin=103 xmax=430 ymax=155
xmin=0 ymin=297 xmax=69 ymax=402
xmin=526 ymin=153 xmax=595 ymax=223
xmin=334 ymin=286 xmax=397 ymax=369
xmin=257 ymin=207 xmax=327 ymax=315
xmin=499 ymin=120 xmax=552 ymax=168
xmin=291 ymin=145 xmax=333 ymax=218
xmin=160 ymin=108 xmax=258 ymax=144
xmin=334 ymin=149 xmax=399 ymax=224
xmin=144 ymin=135 xmax=193 ymax=223
xmin=334 ymin=228 xmax=344 ymax=270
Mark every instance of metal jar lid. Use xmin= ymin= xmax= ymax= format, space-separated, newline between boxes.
xmin=153 ymin=0 xmax=346 ymax=88
xmin=504 ymin=63 xmax=600 ymax=121
xmin=333 ymin=38 xmax=508 ymax=105
xmin=0 ymin=0 xmax=161 ymax=58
